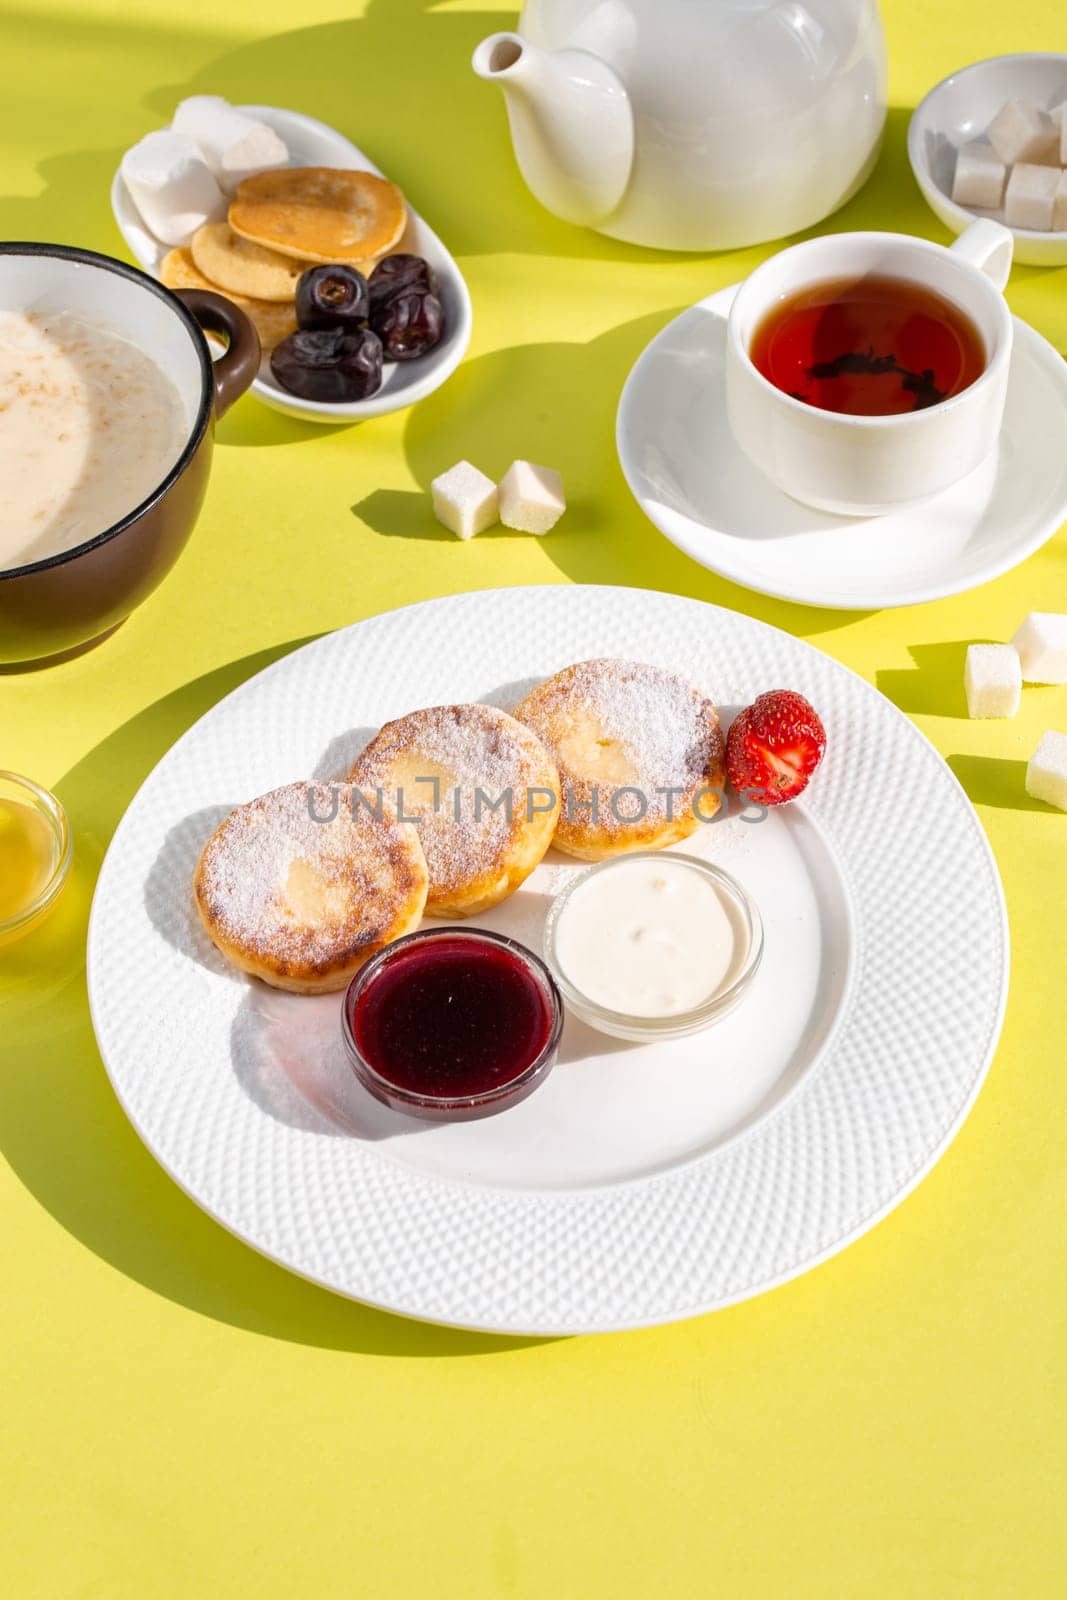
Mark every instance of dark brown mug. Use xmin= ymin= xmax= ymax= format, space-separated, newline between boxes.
xmin=0 ymin=243 xmax=261 ymax=668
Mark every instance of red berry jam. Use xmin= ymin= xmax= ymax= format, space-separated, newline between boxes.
xmin=343 ymin=930 xmax=562 ymax=1120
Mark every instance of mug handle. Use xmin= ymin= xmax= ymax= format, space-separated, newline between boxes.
xmin=949 ymin=219 xmax=1014 ymax=293
xmin=173 ymin=288 xmax=261 ymax=417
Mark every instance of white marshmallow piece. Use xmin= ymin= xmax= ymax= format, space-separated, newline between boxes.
xmin=1054 ymin=171 xmax=1067 ymax=233
xmin=952 ymin=141 xmax=1007 ymax=210
xmin=498 ymin=460 xmax=566 ymax=535
xmin=218 ymin=124 xmax=290 ymax=194
xmin=172 ymin=95 xmax=254 ymax=163
xmin=1025 ymin=731 xmax=1067 ymax=811
xmin=1012 ymin=612 xmax=1067 ymax=683
xmin=120 ymin=130 xmax=226 ymax=247
xmin=172 ymin=95 xmax=288 ymax=194
xmin=1004 ymin=162 xmax=1060 ymax=231
xmin=964 ymin=644 xmax=1022 ymax=719
xmin=988 ymin=99 xmax=1059 ymax=166
xmin=431 ymin=460 xmax=499 ymax=540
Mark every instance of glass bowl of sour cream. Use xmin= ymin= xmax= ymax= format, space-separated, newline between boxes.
xmin=543 ymin=852 xmax=763 ymax=1041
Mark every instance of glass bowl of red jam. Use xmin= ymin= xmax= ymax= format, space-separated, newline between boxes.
xmin=342 ymin=927 xmax=564 ymax=1122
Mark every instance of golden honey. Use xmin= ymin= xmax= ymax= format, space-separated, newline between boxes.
xmin=0 ymin=794 xmax=63 ymax=936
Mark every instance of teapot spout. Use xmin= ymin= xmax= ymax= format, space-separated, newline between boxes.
xmin=473 ymin=32 xmax=633 ymax=228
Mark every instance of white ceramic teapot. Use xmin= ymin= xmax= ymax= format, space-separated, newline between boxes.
xmin=474 ymin=0 xmax=887 ymax=251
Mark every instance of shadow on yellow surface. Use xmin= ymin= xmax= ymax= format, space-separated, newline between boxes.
xmin=216 ymin=404 xmax=327 ymax=450
xmin=0 ymin=640 xmax=550 ymax=1355
xmin=0 ymin=5 xmax=246 ymax=253
xmin=876 ymin=640 xmax=982 ymax=718
xmin=947 ymin=754 xmax=1052 ymax=811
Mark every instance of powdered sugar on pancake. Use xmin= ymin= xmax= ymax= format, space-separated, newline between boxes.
xmin=195 ymin=781 xmax=425 ymax=972
xmin=350 ymin=704 xmax=557 ymax=898
xmin=515 ymin=659 xmax=724 ymax=834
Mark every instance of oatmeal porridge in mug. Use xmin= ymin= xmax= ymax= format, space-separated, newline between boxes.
xmin=0 ymin=310 xmax=188 ymax=570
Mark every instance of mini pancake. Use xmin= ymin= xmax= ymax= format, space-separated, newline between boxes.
xmin=160 ymin=248 xmax=297 ymax=348
xmin=191 ymin=221 xmax=308 ymax=302
xmin=228 ymin=167 xmax=407 ymax=264
xmin=348 ymin=704 xmax=560 ymax=917
xmin=513 ymin=660 xmax=726 ymax=860
xmin=194 ymin=781 xmax=428 ymax=993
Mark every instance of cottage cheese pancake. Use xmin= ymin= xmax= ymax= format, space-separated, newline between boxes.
xmin=514 ymin=660 xmax=726 ymax=860
xmin=349 ymin=704 xmax=559 ymax=917
xmin=0 ymin=310 xmax=187 ymax=570
xmin=194 ymin=781 xmax=429 ymax=993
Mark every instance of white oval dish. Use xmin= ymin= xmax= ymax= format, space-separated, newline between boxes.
xmin=87 ymin=586 xmax=1008 ymax=1335
xmin=111 ymin=105 xmax=472 ymax=424
xmin=908 ymin=53 xmax=1067 ymax=269
xmin=617 ymin=283 xmax=1067 ymax=611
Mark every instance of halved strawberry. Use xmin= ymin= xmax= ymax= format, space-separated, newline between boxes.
xmin=726 ymin=690 xmax=826 ymax=807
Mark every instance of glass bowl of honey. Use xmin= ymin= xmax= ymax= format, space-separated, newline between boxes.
xmin=0 ymin=772 xmax=72 ymax=945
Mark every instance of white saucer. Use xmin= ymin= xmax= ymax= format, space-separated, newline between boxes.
xmin=617 ymin=284 xmax=1067 ymax=611
xmin=111 ymin=106 xmax=472 ymax=425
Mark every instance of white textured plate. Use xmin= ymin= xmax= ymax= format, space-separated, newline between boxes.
xmin=909 ymin=54 xmax=1067 ymax=269
xmin=87 ymin=587 xmax=1008 ymax=1335
xmin=110 ymin=105 xmax=472 ymax=423
xmin=617 ymin=285 xmax=1067 ymax=611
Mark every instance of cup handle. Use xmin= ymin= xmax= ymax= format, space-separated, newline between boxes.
xmin=173 ymin=288 xmax=261 ymax=417
xmin=948 ymin=219 xmax=1014 ymax=293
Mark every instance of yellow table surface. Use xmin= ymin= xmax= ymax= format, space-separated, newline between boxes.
xmin=3 ymin=2 xmax=1067 ymax=1593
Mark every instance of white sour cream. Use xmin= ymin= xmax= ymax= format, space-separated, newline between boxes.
xmin=0 ymin=310 xmax=187 ymax=570
xmin=553 ymin=856 xmax=748 ymax=1018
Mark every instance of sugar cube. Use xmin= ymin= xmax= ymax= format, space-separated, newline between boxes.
xmin=1053 ymin=102 xmax=1067 ymax=163
xmin=951 ymin=141 xmax=1008 ymax=210
xmin=1012 ymin=612 xmax=1067 ymax=683
xmin=120 ymin=130 xmax=226 ymax=246
xmin=1025 ymin=731 xmax=1067 ymax=810
xmin=1054 ymin=171 xmax=1067 ymax=233
xmin=172 ymin=95 xmax=288 ymax=194
xmin=1004 ymin=162 xmax=1060 ymax=230
xmin=964 ymin=644 xmax=1022 ymax=719
xmin=498 ymin=461 xmax=566 ymax=534
xmin=988 ymin=99 xmax=1059 ymax=166
xmin=431 ymin=460 xmax=499 ymax=540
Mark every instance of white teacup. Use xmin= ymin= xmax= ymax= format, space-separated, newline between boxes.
xmin=725 ymin=219 xmax=1015 ymax=516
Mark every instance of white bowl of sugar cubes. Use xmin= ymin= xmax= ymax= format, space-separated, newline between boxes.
xmin=909 ymin=53 xmax=1067 ymax=267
